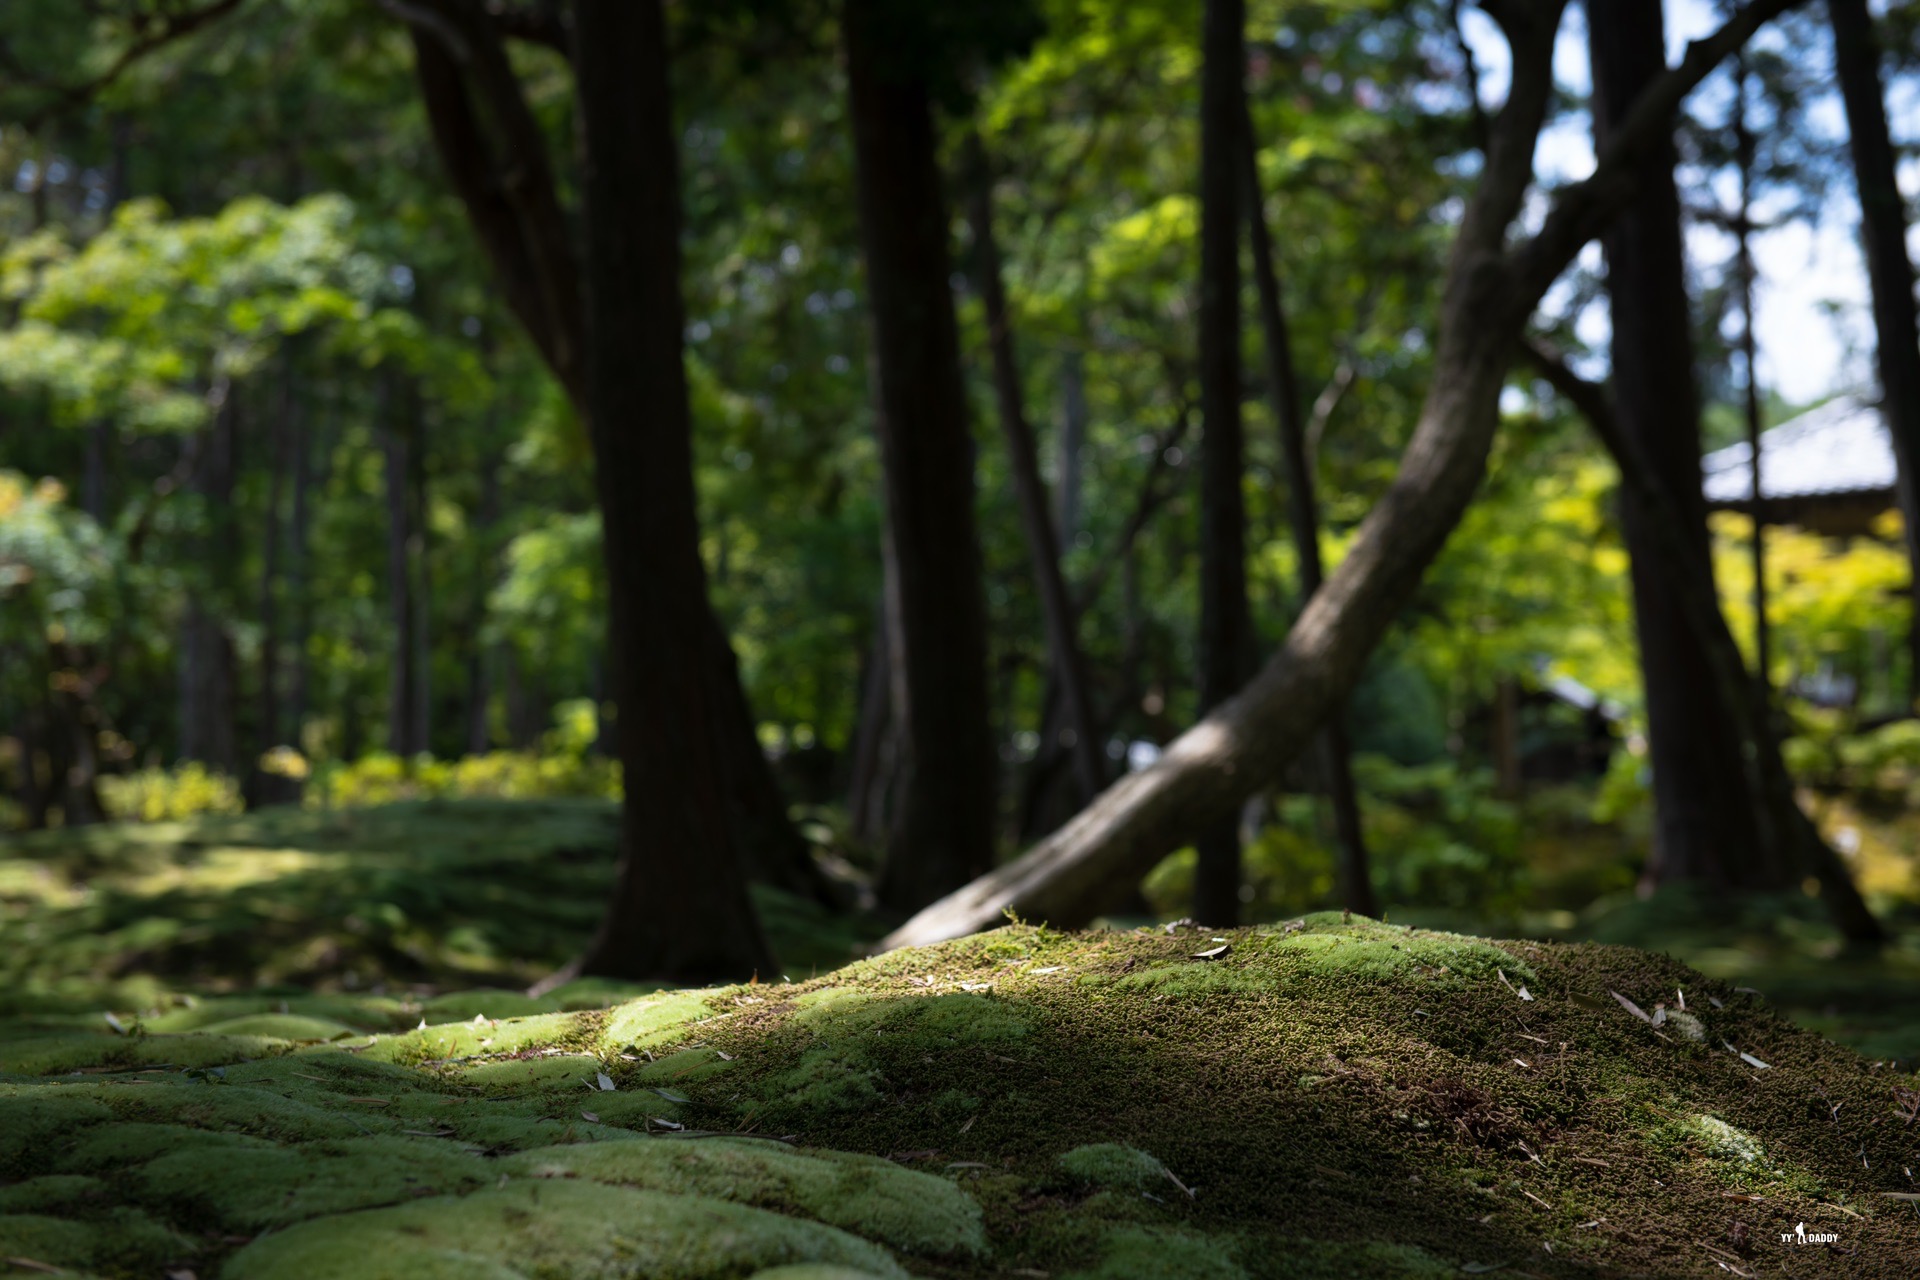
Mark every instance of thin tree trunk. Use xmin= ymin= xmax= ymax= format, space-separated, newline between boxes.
xmin=287 ymin=393 xmax=322 ymax=749
xmin=1829 ymin=0 xmax=1920 ymax=711
xmin=259 ymin=358 xmax=294 ymax=754
xmin=382 ymin=377 xmax=416 ymax=757
xmin=1590 ymin=0 xmax=1775 ymax=892
xmin=1732 ymin=61 xmax=1770 ymax=697
xmin=83 ymin=424 xmax=109 ymax=523
xmin=845 ymin=601 xmax=892 ymax=846
xmin=1239 ymin=93 xmax=1378 ymax=917
xmin=844 ymin=0 xmax=998 ymax=912
xmin=877 ymin=0 xmax=1801 ymax=952
xmin=964 ymin=132 xmax=1105 ymax=804
xmin=1193 ymin=0 xmax=1252 ymax=926
xmin=467 ymin=448 xmax=501 ymax=757
xmin=410 ymin=410 xmax=432 ymax=755
xmin=179 ymin=394 xmax=239 ymax=772
xmin=568 ymin=0 xmax=774 ymax=982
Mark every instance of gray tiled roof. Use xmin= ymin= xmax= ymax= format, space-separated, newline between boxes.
xmin=1701 ymin=395 xmax=1894 ymax=503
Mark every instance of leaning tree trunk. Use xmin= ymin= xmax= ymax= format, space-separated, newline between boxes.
xmin=1589 ymin=0 xmax=1776 ymax=892
xmin=1193 ymin=0 xmax=1254 ymax=926
xmin=568 ymin=0 xmax=774 ymax=982
xmin=1829 ymin=0 xmax=1920 ymax=709
xmin=1240 ymin=93 xmax=1378 ymax=919
xmin=877 ymin=0 xmax=1803 ymax=952
xmin=845 ymin=0 xmax=998 ymax=912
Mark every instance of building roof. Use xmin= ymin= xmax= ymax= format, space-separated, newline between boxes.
xmin=1701 ymin=395 xmax=1895 ymax=505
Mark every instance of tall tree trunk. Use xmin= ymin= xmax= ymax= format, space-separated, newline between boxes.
xmin=877 ymin=0 xmax=1803 ymax=952
xmin=287 ymin=394 xmax=322 ymax=750
xmin=963 ymin=132 xmax=1105 ymax=804
xmin=402 ymin=1 xmax=817 ymax=910
xmin=258 ymin=358 xmax=294 ymax=754
xmin=1589 ymin=0 xmax=1776 ymax=892
xmin=467 ymin=448 xmax=501 ymax=757
xmin=1829 ymin=0 xmax=1920 ymax=710
xmin=845 ymin=601 xmax=893 ymax=846
xmin=382 ymin=377 xmax=417 ymax=757
xmin=844 ymin=0 xmax=998 ymax=912
xmin=568 ymin=0 xmax=774 ymax=982
xmin=1732 ymin=60 xmax=1771 ymax=700
xmin=1240 ymin=94 xmax=1378 ymax=918
xmin=410 ymin=411 xmax=433 ymax=755
xmin=178 ymin=396 xmax=239 ymax=772
xmin=1193 ymin=0 xmax=1252 ymax=926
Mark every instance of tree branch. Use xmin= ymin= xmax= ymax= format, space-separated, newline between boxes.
xmin=1511 ymin=0 xmax=1805 ymax=302
xmin=21 ymin=0 xmax=246 ymax=130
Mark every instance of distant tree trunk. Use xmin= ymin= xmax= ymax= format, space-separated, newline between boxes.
xmin=877 ymin=0 xmax=1804 ymax=952
xmin=1829 ymin=0 xmax=1920 ymax=710
xmin=568 ymin=0 xmax=774 ymax=982
xmin=845 ymin=601 xmax=893 ymax=846
xmin=1194 ymin=0 xmax=1252 ymax=926
xmin=467 ymin=449 xmax=501 ymax=757
xmin=844 ymin=0 xmax=998 ymax=911
xmin=287 ymin=395 xmax=322 ymax=749
xmin=963 ymin=132 xmax=1105 ymax=805
xmin=410 ymin=410 xmax=433 ymax=755
xmin=1589 ymin=0 xmax=1776 ymax=892
xmin=1239 ymin=94 xmax=1378 ymax=917
xmin=382 ymin=377 xmax=417 ymax=758
xmin=83 ymin=424 xmax=109 ymax=522
xmin=258 ymin=359 xmax=295 ymax=754
xmin=178 ymin=395 xmax=239 ymax=772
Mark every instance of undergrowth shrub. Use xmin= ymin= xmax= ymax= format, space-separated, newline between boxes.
xmin=99 ymin=763 xmax=245 ymax=822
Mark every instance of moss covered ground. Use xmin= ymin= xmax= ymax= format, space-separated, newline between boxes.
xmin=6 ymin=803 xmax=1920 ymax=1277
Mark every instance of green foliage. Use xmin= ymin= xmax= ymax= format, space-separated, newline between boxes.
xmin=98 ymin=762 xmax=245 ymax=822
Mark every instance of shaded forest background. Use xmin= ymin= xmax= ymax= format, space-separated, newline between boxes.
xmin=4 ymin=0 xmax=1920 ymax=989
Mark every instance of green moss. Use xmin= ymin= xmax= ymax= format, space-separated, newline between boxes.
xmin=1058 ymin=1144 xmax=1170 ymax=1193
xmin=0 ymin=1174 xmax=108 ymax=1214
xmin=0 ymin=1089 xmax=115 ymax=1175
xmin=601 ymin=992 xmax=718 ymax=1052
xmin=185 ymin=1013 xmax=364 ymax=1041
xmin=1060 ymin=1225 xmax=1248 ymax=1280
xmin=220 ymin=1180 xmax=909 ymax=1280
xmin=514 ymin=1136 xmax=986 ymax=1257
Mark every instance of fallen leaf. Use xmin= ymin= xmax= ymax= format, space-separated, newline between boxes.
xmin=1191 ymin=944 xmax=1231 ymax=961
xmin=716 ymin=1051 xmax=734 ymax=1061
xmin=1460 ymin=1264 xmax=1505 ymax=1275
xmin=416 ymin=1018 xmax=427 ymax=1030
xmin=958 ymin=1114 xmax=977 ymax=1133
xmin=103 ymin=1012 xmax=128 ymax=1035
xmin=1519 ymin=1188 xmax=1552 ymax=1210
xmin=1569 ymin=1157 xmax=1611 ymax=1168
xmin=959 ymin=981 xmax=992 ymax=992
xmin=1876 ymin=1192 xmax=1920 ymax=1201
xmin=7 ymin=1260 xmax=67 ymax=1276
xmin=1609 ymin=991 xmax=1653 ymax=1024
xmin=580 ymin=1111 xmax=599 ymax=1123
xmin=1031 ymin=966 xmax=1064 ymax=974
xmin=342 ymin=1097 xmax=392 ymax=1106
xmin=651 ymin=1087 xmax=690 ymax=1103
xmin=1516 ymin=985 xmax=1533 ymax=1001
xmin=648 ymin=1117 xmax=684 ymax=1130
xmin=290 ymin=1072 xmax=331 ymax=1083
xmin=1513 ymin=1059 xmax=1531 ymax=1069
xmin=596 ymin=1072 xmax=616 ymax=1092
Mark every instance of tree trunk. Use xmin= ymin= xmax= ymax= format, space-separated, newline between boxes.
xmin=845 ymin=601 xmax=892 ymax=846
xmin=1193 ymin=0 xmax=1252 ymax=926
xmin=963 ymin=133 xmax=1105 ymax=804
xmin=877 ymin=0 xmax=1802 ymax=952
xmin=1240 ymin=92 xmax=1378 ymax=918
xmin=844 ymin=0 xmax=998 ymax=912
xmin=382 ymin=378 xmax=417 ymax=758
xmin=287 ymin=395 xmax=322 ymax=750
xmin=1521 ymin=339 xmax=1884 ymax=943
xmin=1588 ymin=0 xmax=1776 ymax=892
xmin=178 ymin=397 xmax=239 ymax=772
xmin=568 ymin=0 xmax=774 ymax=982
xmin=1732 ymin=60 xmax=1771 ymax=698
xmin=402 ymin=0 xmax=819 ymax=906
xmin=1829 ymin=0 xmax=1920 ymax=711
xmin=467 ymin=449 xmax=501 ymax=757
xmin=410 ymin=409 xmax=433 ymax=755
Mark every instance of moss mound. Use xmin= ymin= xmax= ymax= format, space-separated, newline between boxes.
xmin=2 ymin=915 xmax=1917 ymax=1278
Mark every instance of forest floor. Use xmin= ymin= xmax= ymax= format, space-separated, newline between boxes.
xmin=3 ymin=802 xmax=1920 ymax=1278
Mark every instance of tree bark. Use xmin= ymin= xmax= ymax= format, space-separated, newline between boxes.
xmin=964 ymin=133 xmax=1105 ymax=805
xmin=178 ymin=395 xmax=239 ymax=772
xmin=1588 ymin=0 xmax=1775 ymax=892
xmin=1732 ymin=60 xmax=1771 ymax=698
xmin=1521 ymin=339 xmax=1884 ymax=943
xmin=399 ymin=0 xmax=818 ymax=907
xmin=877 ymin=0 xmax=1801 ymax=952
xmin=1239 ymin=93 xmax=1378 ymax=918
xmin=1829 ymin=0 xmax=1920 ymax=710
xmin=382 ymin=377 xmax=417 ymax=758
xmin=1193 ymin=0 xmax=1252 ymax=926
xmin=844 ymin=0 xmax=998 ymax=912
xmin=568 ymin=0 xmax=774 ymax=982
